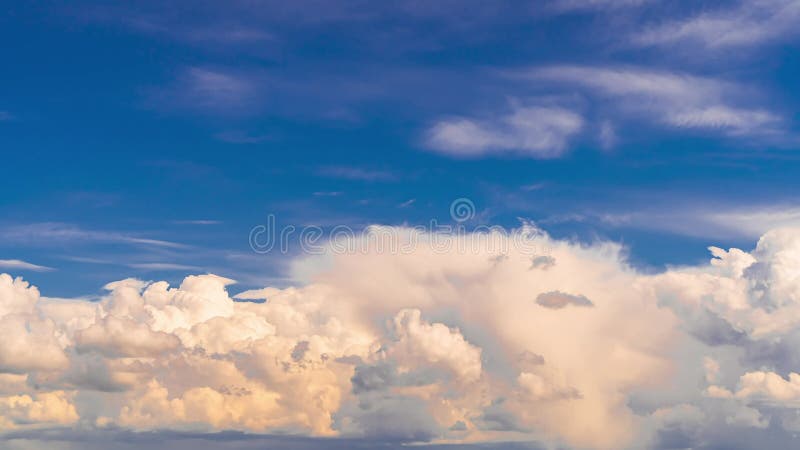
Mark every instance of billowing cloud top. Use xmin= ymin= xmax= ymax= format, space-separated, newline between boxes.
xmin=3 ymin=227 xmax=800 ymax=449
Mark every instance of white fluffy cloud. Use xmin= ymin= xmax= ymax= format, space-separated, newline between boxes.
xmin=6 ymin=227 xmax=800 ymax=448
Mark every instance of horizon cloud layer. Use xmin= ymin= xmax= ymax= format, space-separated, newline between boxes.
xmin=3 ymin=226 xmax=800 ymax=449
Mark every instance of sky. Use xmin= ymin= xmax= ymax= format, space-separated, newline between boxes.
xmin=4 ymin=1 xmax=800 ymax=449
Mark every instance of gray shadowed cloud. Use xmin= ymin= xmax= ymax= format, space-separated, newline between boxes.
xmin=536 ymin=290 xmax=594 ymax=309
xmin=0 ymin=428 xmax=545 ymax=450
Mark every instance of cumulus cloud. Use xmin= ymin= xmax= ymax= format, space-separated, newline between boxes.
xmin=0 ymin=391 xmax=79 ymax=429
xmin=0 ymin=227 xmax=678 ymax=449
xmin=9 ymin=227 xmax=800 ymax=448
xmin=709 ymin=371 xmax=800 ymax=403
xmin=425 ymin=105 xmax=584 ymax=158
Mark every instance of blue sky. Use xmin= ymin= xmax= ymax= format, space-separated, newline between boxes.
xmin=3 ymin=1 xmax=800 ymax=296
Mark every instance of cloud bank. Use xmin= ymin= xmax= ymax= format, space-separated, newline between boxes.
xmin=4 ymin=227 xmax=800 ymax=448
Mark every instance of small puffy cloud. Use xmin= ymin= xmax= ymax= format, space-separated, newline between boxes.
xmin=425 ymin=105 xmax=584 ymax=158
xmin=0 ymin=391 xmax=79 ymax=429
xmin=730 ymin=371 xmax=800 ymax=403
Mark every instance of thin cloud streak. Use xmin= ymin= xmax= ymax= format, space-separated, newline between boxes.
xmin=0 ymin=223 xmax=186 ymax=249
xmin=0 ymin=259 xmax=54 ymax=272
xmin=316 ymin=166 xmax=398 ymax=182
xmin=128 ymin=263 xmax=202 ymax=271
xmin=515 ymin=65 xmax=787 ymax=142
xmin=633 ymin=0 xmax=800 ymax=49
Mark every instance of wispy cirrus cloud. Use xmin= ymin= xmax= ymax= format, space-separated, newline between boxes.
xmin=214 ymin=130 xmax=273 ymax=144
xmin=634 ymin=0 xmax=800 ymax=49
xmin=183 ymin=67 xmax=256 ymax=110
xmin=313 ymin=191 xmax=343 ymax=197
xmin=171 ymin=220 xmax=221 ymax=225
xmin=316 ymin=166 xmax=398 ymax=182
xmin=148 ymin=66 xmax=262 ymax=115
xmin=424 ymin=104 xmax=584 ymax=158
xmin=0 ymin=259 xmax=54 ymax=272
xmin=0 ymin=223 xmax=185 ymax=249
xmin=517 ymin=65 xmax=786 ymax=142
xmin=543 ymin=203 xmax=800 ymax=240
xmin=127 ymin=263 xmax=202 ymax=271
xmin=551 ymin=0 xmax=652 ymax=12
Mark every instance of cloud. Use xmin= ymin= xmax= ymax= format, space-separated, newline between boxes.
xmin=11 ymin=227 xmax=800 ymax=448
xmin=0 ymin=223 xmax=185 ymax=249
xmin=149 ymin=67 xmax=262 ymax=115
xmin=0 ymin=391 xmax=79 ymax=429
xmin=127 ymin=263 xmax=202 ymax=271
xmin=561 ymin=203 xmax=800 ymax=240
xmin=0 ymin=260 xmax=54 ymax=272
xmin=316 ymin=166 xmax=397 ymax=182
xmin=171 ymin=220 xmax=221 ymax=225
xmin=634 ymin=0 xmax=800 ymax=49
xmin=709 ymin=371 xmax=800 ymax=404
xmin=522 ymin=65 xmax=784 ymax=141
xmin=214 ymin=130 xmax=273 ymax=144
xmin=530 ymin=255 xmax=556 ymax=270
xmin=0 ymin=227 xmax=678 ymax=449
xmin=0 ymin=428 xmax=545 ymax=450
xmin=183 ymin=67 xmax=255 ymax=109
xmin=552 ymin=0 xmax=652 ymax=12
xmin=425 ymin=105 xmax=584 ymax=158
